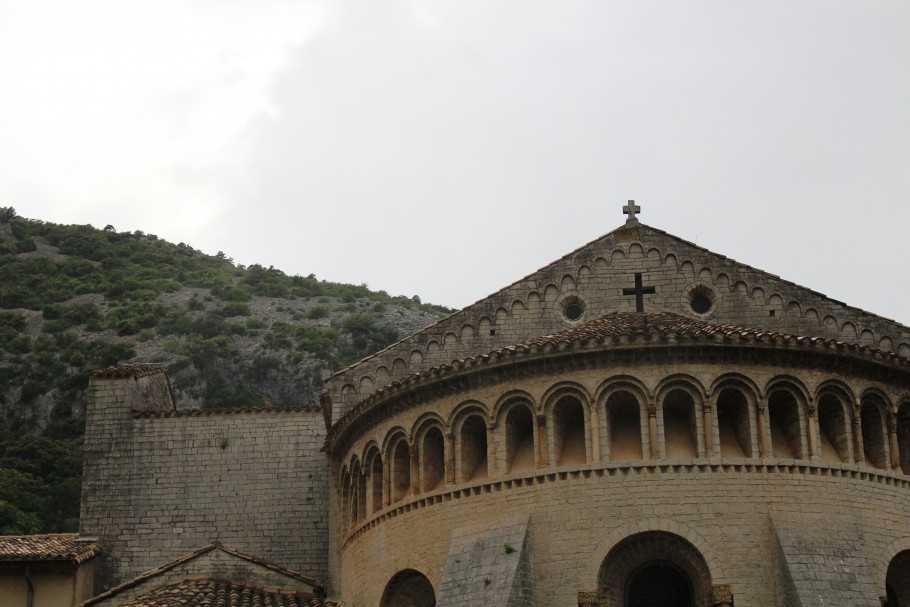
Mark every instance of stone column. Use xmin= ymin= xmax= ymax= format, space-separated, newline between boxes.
xmin=889 ymin=417 xmax=900 ymax=470
xmin=577 ymin=590 xmax=598 ymax=607
xmin=703 ymin=398 xmax=713 ymax=457
xmin=537 ymin=414 xmax=549 ymax=469
xmin=648 ymin=403 xmax=659 ymax=459
xmin=712 ymin=584 xmax=734 ymax=607
xmin=382 ymin=459 xmax=391 ymax=507
xmin=854 ymin=405 xmax=865 ymax=464
xmin=806 ymin=400 xmax=818 ymax=459
xmin=590 ymin=406 xmax=601 ymax=463
xmin=409 ymin=449 xmax=420 ymax=494
xmin=757 ymin=401 xmax=769 ymax=458
xmin=444 ymin=432 xmax=456 ymax=485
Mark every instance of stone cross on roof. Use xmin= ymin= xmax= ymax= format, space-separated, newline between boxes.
xmin=623 ymin=200 xmax=641 ymax=222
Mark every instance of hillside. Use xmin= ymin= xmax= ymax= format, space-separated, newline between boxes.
xmin=0 ymin=207 xmax=451 ymax=534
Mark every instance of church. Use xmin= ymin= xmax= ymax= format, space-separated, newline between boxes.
xmin=77 ymin=204 xmax=910 ymax=606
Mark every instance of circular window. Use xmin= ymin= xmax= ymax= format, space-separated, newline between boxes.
xmin=564 ymin=302 xmax=584 ymax=321
xmin=691 ymin=295 xmax=712 ymax=314
xmin=687 ymin=286 xmax=715 ymax=315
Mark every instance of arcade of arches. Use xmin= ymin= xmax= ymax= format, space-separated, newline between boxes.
xmin=339 ymin=372 xmax=910 ymax=531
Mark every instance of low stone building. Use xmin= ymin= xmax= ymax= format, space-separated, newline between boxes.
xmin=80 ymin=205 xmax=910 ymax=606
xmin=0 ymin=534 xmax=100 ymax=607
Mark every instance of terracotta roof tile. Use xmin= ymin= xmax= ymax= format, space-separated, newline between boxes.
xmin=118 ymin=578 xmax=323 ymax=607
xmin=90 ymin=364 xmax=165 ymax=379
xmin=0 ymin=534 xmax=101 ymax=564
xmin=330 ymin=311 xmax=910 ymax=439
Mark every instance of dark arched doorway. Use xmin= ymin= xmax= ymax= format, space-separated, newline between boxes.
xmin=598 ymin=531 xmax=712 ymax=607
xmin=627 ymin=562 xmax=692 ymax=607
xmin=379 ymin=569 xmax=436 ymax=607
xmin=887 ymin=550 xmax=910 ymax=606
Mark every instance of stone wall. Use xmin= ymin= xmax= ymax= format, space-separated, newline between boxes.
xmin=324 ymin=222 xmax=910 ymax=420
xmin=80 ymin=371 xmax=329 ymax=590
xmin=339 ymin=461 xmax=910 ymax=606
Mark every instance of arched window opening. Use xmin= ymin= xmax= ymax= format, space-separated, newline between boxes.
xmin=607 ymin=391 xmax=643 ymax=460
xmin=887 ymin=550 xmax=910 ymax=606
xmin=553 ymin=395 xmax=587 ymax=466
xmin=597 ymin=531 xmax=712 ymax=607
xmin=370 ymin=454 xmax=383 ymax=513
xmin=861 ymin=396 xmax=888 ymax=469
xmin=898 ymin=403 xmax=910 ymax=475
xmin=355 ymin=464 xmax=366 ymax=523
xmin=460 ymin=415 xmax=488 ymax=482
xmin=505 ymin=403 xmax=535 ymax=473
xmin=379 ymin=569 xmax=436 ymax=607
xmin=392 ymin=440 xmax=411 ymax=502
xmin=817 ymin=395 xmax=850 ymax=463
xmin=662 ymin=389 xmax=697 ymax=459
xmin=420 ymin=427 xmax=445 ymax=492
xmin=768 ymin=391 xmax=804 ymax=459
xmin=340 ymin=470 xmax=351 ymax=529
xmin=716 ymin=388 xmax=752 ymax=458
xmin=627 ymin=562 xmax=693 ymax=607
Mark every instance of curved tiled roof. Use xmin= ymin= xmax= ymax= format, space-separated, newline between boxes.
xmin=119 ymin=577 xmax=325 ymax=607
xmin=330 ymin=311 xmax=910 ymax=438
xmin=0 ymin=534 xmax=101 ymax=564
xmin=90 ymin=363 xmax=164 ymax=379
xmin=132 ymin=405 xmax=322 ymax=418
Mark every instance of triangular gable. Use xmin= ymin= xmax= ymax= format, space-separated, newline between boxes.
xmin=323 ymin=219 xmax=910 ymax=422
xmin=80 ymin=542 xmax=323 ymax=607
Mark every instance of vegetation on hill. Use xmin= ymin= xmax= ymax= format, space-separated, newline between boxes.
xmin=0 ymin=207 xmax=451 ymax=534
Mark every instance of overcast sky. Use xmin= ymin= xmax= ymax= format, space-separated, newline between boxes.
xmin=1 ymin=1 xmax=908 ymax=324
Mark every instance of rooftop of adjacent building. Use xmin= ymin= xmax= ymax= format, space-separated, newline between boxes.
xmin=0 ymin=533 xmax=101 ymax=564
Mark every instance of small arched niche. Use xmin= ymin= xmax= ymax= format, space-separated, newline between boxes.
xmin=716 ymin=388 xmax=753 ymax=458
xmin=661 ymin=389 xmax=698 ymax=459
xmin=459 ymin=415 xmax=488 ymax=482
xmin=379 ymin=569 xmax=436 ymax=607
xmin=420 ymin=427 xmax=445 ymax=492
xmin=606 ymin=391 xmax=643 ymax=460
xmin=553 ymin=395 xmax=587 ymax=466
xmin=816 ymin=394 xmax=851 ymax=463
xmin=505 ymin=403 xmax=536 ymax=473
xmin=860 ymin=395 xmax=889 ymax=469
xmin=768 ymin=391 xmax=805 ymax=459
xmin=368 ymin=451 xmax=383 ymax=513
xmin=391 ymin=439 xmax=411 ymax=502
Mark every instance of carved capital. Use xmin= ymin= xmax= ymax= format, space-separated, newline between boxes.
xmin=807 ymin=404 xmax=817 ymax=418
xmin=537 ymin=414 xmax=547 ymax=427
xmin=576 ymin=590 xmax=598 ymax=607
xmin=703 ymin=400 xmax=713 ymax=412
xmin=756 ymin=405 xmax=766 ymax=414
xmin=712 ymin=584 xmax=733 ymax=606
xmin=647 ymin=404 xmax=657 ymax=418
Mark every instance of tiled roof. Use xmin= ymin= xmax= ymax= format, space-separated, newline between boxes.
xmin=80 ymin=542 xmax=324 ymax=607
xmin=330 ymin=311 xmax=910 ymax=438
xmin=0 ymin=534 xmax=101 ymax=564
xmin=118 ymin=577 xmax=325 ymax=607
xmin=90 ymin=364 xmax=164 ymax=379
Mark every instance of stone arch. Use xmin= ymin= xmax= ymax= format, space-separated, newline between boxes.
xmin=350 ymin=459 xmax=365 ymax=524
xmin=898 ymin=399 xmax=910 ymax=475
xmin=444 ymin=332 xmax=457 ymax=348
xmin=409 ymin=349 xmax=423 ymax=365
xmin=527 ymin=291 xmax=542 ymax=308
xmin=656 ymin=377 xmax=705 ymax=459
xmin=732 ymin=280 xmax=747 ymax=295
xmin=493 ymin=389 xmax=539 ymax=421
xmin=457 ymin=413 xmax=488 ymax=482
xmin=861 ymin=328 xmax=875 ymax=343
xmin=814 ymin=383 xmax=855 ymax=464
xmin=860 ymin=390 xmax=891 ymax=469
xmin=460 ymin=323 xmax=475 ymax=340
xmin=611 ymin=249 xmax=627 ymax=264
xmin=787 ymin=300 xmax=802 ymax=317
xmin=596 ymin=531 xmax=714 ymax=607
xmin=359 ymin=376 xmax=374 ymax=394
xmin=392 ymin=358 xmax=407 ymax=375
xmin=697 ymin=267 xmax=713 ymax=282
xmin=602 ymin=388 xmax=646 ymax=462
xmin=383 ymin=431 xmax=411 ymax=503
xmin=478 ymin=316 xmax=493 ymax=336
xmin=448 ymin=400 xmax=491 ymax=429
xmin=501 ymin=396 xmax=537 ymax=473
xmin=751 ymin=286 xmax=766 ymax=303
xmin=413 ymin=415 xmax=446 ymax=493
xmin=680 ymin=260 xmax=695 ymax=275
xmin=511 ymin=299 xmax=527 ymax=315
xmin=629 ymin=243 xmax=644 ymax=257
xmin=823 ymin=315 xmax=838 ymax=331
xmin=595 ymin=256 xmax=610 ymax=272
xmin=379 ymin=569 xmax=436 ymax=607
xmin=887 ymin=550 xmax=910 ymax=606
xmin=712 ymin=373 xmax=760 ymax=459
xmin=881 ymin=336 xmax=895 ymax=351
xmin=900 ymin=343 xmax=910 ymax=358
xmin=495 ymin=307 xmax=508 ymax=322
xmin=363 ymin=444 xmax=383 ymax=514
xmin=805 ymin=307 xmax=819 ymax=323
xmin=562 ymin=273 xmax=577 ymax=290
xmin=544 ymin=284 xmax=560 ymax=302
xmin=663 ymin=253 xmax=678 ymax=270
xmin=339 ymin=466 xmax=351 ymax=529
xmin=543 ymin=382 xmax=593 ymax=466
xmin=578 ymin=264 xmax=593 ymax=281
xmin=842 ymin=322 xmax=858 ymax=339
xmin=375 ymin=366 xmax=390 ymax=384
xmin=646 ymin=247 xmax=661 ymax=261
xmin=766 ymin=381 xmax=808 ymax=459
xmin=426 ymin=340 xmax=440 ymax=354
